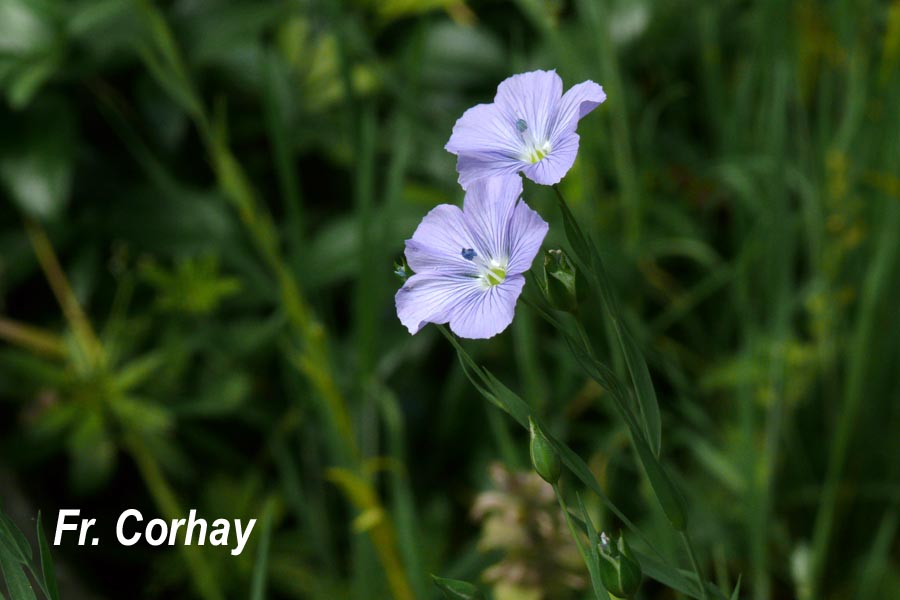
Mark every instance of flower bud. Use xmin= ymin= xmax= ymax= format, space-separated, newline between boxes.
xmin=542 ymin=249 xmax=580 ymax=313
xmin=394 ymin=258 xmax=413 ymax=282
xmin=431 ymin=575 xmax=485 ymax=599
xmin=598 ymin=532 xmax=642 ymax=599
xmin=529 ymin=417 xmax=561 ymax=484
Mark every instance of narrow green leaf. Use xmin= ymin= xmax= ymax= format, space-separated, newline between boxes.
xmin=249 ymin=500 xmax=275 ymax=600
xmin=0 ymin=545 xmax=36 ymax=600
xmin=633 ymin=437 xmax=687 ymax=531
xmin=137 ymin=44 xmax=202 ymax=119
xmin=527 ymin=289 xmax=683 ymax=533
xmin=0 ymin=511 xmax=31 ymax=564
xmin=633 ymin=550 xmax=727 ymax=600
xmin=552 ymin=186 xmax=662 ymax=455
xmin=431 ymin=574 xmax=484 ymax=599
xmin=616 ymin=324 xmax=662 ymax=456
xmin=730 ymin=575 xmax=742 ymax=600
xmin=36 ymin=512 xmax=59 ymax=600
xmin=552 ymin=185 xmax=592 ymax=264
xmin=113 ymin=351 xmax=167 ymax=392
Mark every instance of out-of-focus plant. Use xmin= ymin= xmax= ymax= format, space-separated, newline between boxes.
xmin=472 ymin=463 xmax=585 ymax=600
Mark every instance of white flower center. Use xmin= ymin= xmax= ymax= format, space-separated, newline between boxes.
xmin=515 ymin=118 xmax=552 ymax=164
xmin=479 ymin=257 xmax=508 ymax=288
xmin=462 ymin=248 xmax=508 ymax=288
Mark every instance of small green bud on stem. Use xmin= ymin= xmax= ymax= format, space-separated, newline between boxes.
xmin=529 ymin=417 xmax=561 ymax=484
xmin=597 ymin=532 xmax=643 ymax=599
xmin=394 ymin=258 xmax=413 ymax=282
xmin=542 ymin=249 xmax=581 ymax=313
xmin=431 ymin=575 xmax=485 ymax=599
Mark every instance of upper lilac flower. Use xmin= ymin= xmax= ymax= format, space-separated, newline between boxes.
xmin=396 ymin=175 xmax=548 ymax=339
xmin=445 ymin=70 xmax=606 ymax=189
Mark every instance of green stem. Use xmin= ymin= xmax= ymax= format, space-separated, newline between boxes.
xmin=553 ymin=483 xmax=592 ymax=569
xmin=0 ymin=317 xmax=64 ymax=358
xmin=808 ymin=198 xmax=900 ymax=597
xmin=127 ymin=435 xmax=224 ymax=600
xmin=25 ymin=220 xmax=104 ymax=367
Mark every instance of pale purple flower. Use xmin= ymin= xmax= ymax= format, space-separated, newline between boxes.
xmin=445 ymin=69 xmax=606 ymax=189
xmin=396 ymin=175 xmax=548 ymax=339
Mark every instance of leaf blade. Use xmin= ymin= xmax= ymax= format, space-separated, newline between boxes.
xmin=36 ymin=512 xmax=59 ymax=600
xmin=0 ymin=545 xmax=36 ymax=600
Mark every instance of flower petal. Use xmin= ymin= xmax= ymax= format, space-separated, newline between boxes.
xmin=461 ymin=175 xmax=522 ymax=261
xmin=447 ymin=274 xmax=526 ymax=339
xmin=506 ymin=197 xmax=550 ymax=276
xmin=445 ymin=103 xmax=523 ymax=157
xmin=446 ymin=102 xmax=527 ymax=190
xmin=404 ymin=204 xmax=480 ymax=275
xmin=551 ymin=81 xmax=606 ymax=142
xmin=523 ymin=131 xmax=580 ymax=186
xmin=395 ymin=272 xmax=482 ymax=335
xmin=455 ymin=153 xmax=524 ymax=190
xmin=494 ymin=70 xmax=563 ymax=142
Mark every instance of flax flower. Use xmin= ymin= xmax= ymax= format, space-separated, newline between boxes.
xmin=396 ymin=175 xmax=548 ymax=339
xmin=446 ymin=69 xmax=606 ymax=189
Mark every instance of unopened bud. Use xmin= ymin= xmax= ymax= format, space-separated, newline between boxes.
xmin=598 ymin=532 xmax=642 ymax=599
xmin=542 ymin=249 xmax=580 ymax=313
xmin=431 ymin=575 xmax=485 ymax=599
xmin=529 ymin=417 xmax=561 ymax=484
xmin=394 ymin=258 xmax=413 ymax=282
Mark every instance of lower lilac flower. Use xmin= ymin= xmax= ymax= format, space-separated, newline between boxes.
xmin=396 ymin=175 xmax=549 ymax=339
xmin=445 ymin=69 xmax=606 ymax=189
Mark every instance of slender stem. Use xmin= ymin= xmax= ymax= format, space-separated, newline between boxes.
xmin=25 ymin=220 xmax=104 ymax=366
xmin=553 ymin=483 xmax=591 ymax=567
xmin=550 ymin=184 xmax=715 ymax=598
xmin=681 ymin=531 xmax=711 ymax=600
xmin=0 ymin=317 xmax=64 ymax=358
xmin=126 ymin=434 xmax=224 ymax=600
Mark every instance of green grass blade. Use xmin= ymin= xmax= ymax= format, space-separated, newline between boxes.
xmin=552 ymin=186 xmax=662 ymax=455
xmin=634 ymin=438 xmax=687 ymax=532
xmin=730 ymin=574 xmax=742 ymax=600
xmin=249 ymin=500 xmax=275 ymax=600
xmin=633 ymin=550 xmax=726 ymax=600
xmin=0 ymin=545 xmax=36 ymax=600
xmin=617 ymin=324 xmax=663 ymax=456
xmin=856 ymin=511 xmax=897 ymax=599
xmin=0 ymin=512 xmax=31 ymax=564
xmin=36 ymin=513 xmax=59 ymax=600
xmin=525 ymin=295 xmax=686 ymax=530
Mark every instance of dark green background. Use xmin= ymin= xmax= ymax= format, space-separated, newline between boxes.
xmin=1 ymin=0 xmax=898 ymax=598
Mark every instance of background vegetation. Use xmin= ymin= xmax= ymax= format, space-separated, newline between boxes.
xmin=1 ymin=0 xmax=898 ymax=598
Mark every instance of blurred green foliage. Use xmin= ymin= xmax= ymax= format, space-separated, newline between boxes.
xmin=1 ymin=0 xmax=899 ymax=599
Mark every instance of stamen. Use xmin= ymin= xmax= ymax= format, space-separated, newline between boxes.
xmin=464 ymin=248 xmax=508 ymax=288
xmin=515 ymin=117 xmax=552 ymax=164
xmin=474 ymin=257 xmax=508 ymax=288
xmin=485 ymin=265 xmax=506 ymax=286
